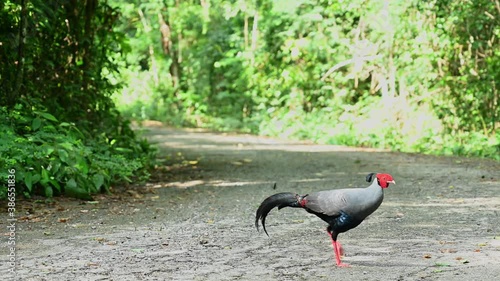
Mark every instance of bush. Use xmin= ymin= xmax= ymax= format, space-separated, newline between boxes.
xmin=0 ymin=104 xmax=155 ymax=200
xmin=0 ymin=1 xmax=157 ymax=200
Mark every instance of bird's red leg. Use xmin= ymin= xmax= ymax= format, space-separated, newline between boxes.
xmin=336 ymin=241 xmax=345 ymax=256
xmin=333 ymin=241 xmax=349 ymax=267
xmin=326 ymin=229 xmax=350 ymax=267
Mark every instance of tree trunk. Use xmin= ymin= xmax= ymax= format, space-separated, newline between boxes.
xmin=10 ymin=0 xmax=28 ymax=107
xmin=159 ymin=12 xmax=180 ymax=92
xmin=250 ymin=11 xmax=259 ymax=65
xmin=244 ymin=15 xmax=249 ymax=49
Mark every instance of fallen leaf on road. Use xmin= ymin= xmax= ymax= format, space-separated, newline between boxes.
xmin=439 ymin=241 xmax=456 ymax=245
xmin=85 ymin=201 xmax=99 ymax=204
xmin=18 ymin=216 xmax=42 ymax=222
xmin=423 ymin=254 xmax=432 ymax=259
xmin=440 ymin=248 xmax=457 ymax=253
xmin=126 ymin=190 xmax=142 ymax=198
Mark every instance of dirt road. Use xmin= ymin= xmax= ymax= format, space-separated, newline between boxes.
xmin=2 ymin=126 xmax=499 ymax=280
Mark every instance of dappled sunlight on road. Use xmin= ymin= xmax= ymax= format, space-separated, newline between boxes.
xmin=147 ymin=178 xmax=334 ymax=189
xmin=385 ymin=197 xmax=500 ymax=212
xmin=144 ymin=127 xmax=388 ymax=153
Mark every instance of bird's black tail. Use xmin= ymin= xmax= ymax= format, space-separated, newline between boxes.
xmin=255 ymin=189 xmax=305 ymax=236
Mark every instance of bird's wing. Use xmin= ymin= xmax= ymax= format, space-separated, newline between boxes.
xmin=306 ymin=186 xmax=384 ymax=220
xmin=304 ymin=190 xmax=349 ymax=217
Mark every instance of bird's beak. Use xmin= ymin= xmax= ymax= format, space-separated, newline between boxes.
xmin=388 ymin=180 xmax=396 ymax=185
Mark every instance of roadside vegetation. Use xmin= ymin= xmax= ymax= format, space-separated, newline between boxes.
xmin=1 ymin=1 xmax=155 ymax=199
xmin=112 ymin=0 xmax=499 ymax=159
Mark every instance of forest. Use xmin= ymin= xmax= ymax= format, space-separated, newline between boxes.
xmin=1 ymin=0 xmax=499 ymax=199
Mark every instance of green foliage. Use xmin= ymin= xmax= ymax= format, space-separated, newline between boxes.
xmin=111 ymin=0 xmax=499 ymax=160
xmin=0 ymin=0 xmax=156 ymax=199
xmin=433 ymin=0 xmax=499 ymax=136
xmin=0 ymin=104 xmax=153 ymax=200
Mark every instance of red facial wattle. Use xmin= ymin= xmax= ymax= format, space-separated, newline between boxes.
xmin=377 ymin=174 xmax=396 ymax=188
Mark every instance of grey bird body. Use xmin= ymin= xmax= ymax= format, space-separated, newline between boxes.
xmin=305 ymin=180 xmax=384 ymax=221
